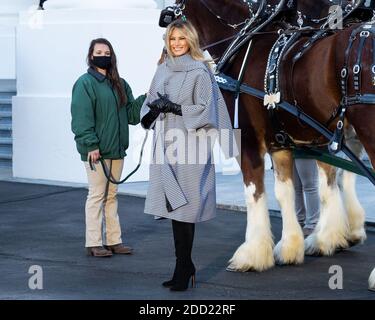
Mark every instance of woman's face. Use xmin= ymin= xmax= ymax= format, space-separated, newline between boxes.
xmin=92 ymin=43 xmax=111 ymax=58
xmin=169 ymin=28 xmax=190 ymax=57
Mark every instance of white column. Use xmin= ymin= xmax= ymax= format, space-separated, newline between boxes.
xmin=0 ymin=0 xmax=36 ymax=25
xmin=0 ymin=1 xmax=36 ymax=81
xmin=163 ymin=0 xmax=176 ymax=7
xmin=13 ymin=1 xmax=164 ymax=183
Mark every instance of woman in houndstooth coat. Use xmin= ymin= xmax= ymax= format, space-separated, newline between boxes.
xmin=140 ymin=20 xmax=236 ymax=291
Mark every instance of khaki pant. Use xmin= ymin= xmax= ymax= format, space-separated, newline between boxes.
xmin=84 ymin=159 xmax=124 ymax=247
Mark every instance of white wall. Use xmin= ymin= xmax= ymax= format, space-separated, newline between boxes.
xmin=12 ymin=2 xmax=244 ymax=184
xmin=0 ymin=26 xmax=16 ymax=80
xmin=0 ymin=0 xmax=36 ymax=81
xmin=0 ymin=0 xmax=36 ymax=25
xmin=155 ymin=1 xmax=175 ymax=8
xmin=13 ymin=7 xmax=165 ymax=183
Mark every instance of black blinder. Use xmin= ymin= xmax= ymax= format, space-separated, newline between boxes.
xmin=159 ymin=6 xmax=177 ymax=28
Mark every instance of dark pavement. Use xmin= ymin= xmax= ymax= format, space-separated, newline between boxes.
xmin=0 ymin=181 xmax=374 ymax=300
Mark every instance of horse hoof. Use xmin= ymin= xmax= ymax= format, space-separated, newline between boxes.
xmin=273 ymin=234 xmax=304 ymax=265
xmin=304 ymin=234 xmax=326 ymax=256
xmin=228 ymin=240 xmax=274 ymax=272
xmin=307 ymin=251 xmax=323 ymax=257
xmin=369 ymin=268 xmax=375 ymax=291
xmin=334 ymin=245 xmax=350 ymax=254
xmin=347 ymin=239 xmax=361 ymax=247
xmin=226 ymin=265 xmax=245 ymax=273
xmin=304 ymin=232 xmax=348 ymax=256
xmin=333 ymin=238 xmax=361 ymax=253
xmin=347 ymin=228 xmax=367 ymax=247
xmin=226 ymin=262 xmax=252 ymax=273
xmin=304 ymin=237 xmax=325 ymax=256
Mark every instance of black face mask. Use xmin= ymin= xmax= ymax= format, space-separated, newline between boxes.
xmin=92 ymin=56 xmax=112 ymax=69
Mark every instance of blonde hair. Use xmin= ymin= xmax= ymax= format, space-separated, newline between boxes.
xmin=164 ymin=19 xmax=205 ymax=61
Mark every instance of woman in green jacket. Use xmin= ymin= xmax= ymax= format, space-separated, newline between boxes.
xmin=71 ymin=38 xmax=146 ymax=257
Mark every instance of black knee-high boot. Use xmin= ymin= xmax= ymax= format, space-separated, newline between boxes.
xmin=170 ymin=220 xmax=196 ymax=291
xmin=162 ymin=220 xmax=196 ymax=290
xmin=162 ymin=220 xmax=181 ymax=288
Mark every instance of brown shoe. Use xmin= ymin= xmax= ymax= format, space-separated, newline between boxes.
xmin=106 ymin=244 xmax=133 ymax=254
xmin=86 ymin=246 xmax=113 ymax=257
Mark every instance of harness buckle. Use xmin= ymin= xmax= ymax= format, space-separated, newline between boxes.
xmin=174 ymin=8 xmax=182 ymax=17
xmin=303 ymin=41 xmax=310 ymax=48
xmin=214 ymin=75 xmax=228 ymax=84
xmin=341 ymin=68 xmax=347 ymax=78
xmin=268 ymin=63 xmax=277 ymax=74
xmin=297 ymin=11 xmax=304 ymax=29
xmin=353 ymin=64 xmax=361 ymax=74
xmin=337 ymin=120 xmax=344 ymax=130
xmin=360 ymin=31 xmax=370 ymax=37
xmin=275 ymin=133 xmax=287 ymax=145
xmin=294 ymin=52 xmax=302 ymax=60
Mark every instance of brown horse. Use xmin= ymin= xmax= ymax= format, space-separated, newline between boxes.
xmin=172 ymin=0 xmax=372 ymax=272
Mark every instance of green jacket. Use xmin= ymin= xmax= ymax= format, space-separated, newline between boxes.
xmin=71 ymin=68 xmax=146 ymax=161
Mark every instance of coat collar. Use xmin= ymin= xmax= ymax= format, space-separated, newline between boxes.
xmin=87 ymin=67 xmax=106 ymax=82
xmin=165 ymin=53 xmax=206 ymax=72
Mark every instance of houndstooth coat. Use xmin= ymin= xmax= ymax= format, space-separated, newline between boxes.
xmin=140 ymin=54 xmax=236 ymax=223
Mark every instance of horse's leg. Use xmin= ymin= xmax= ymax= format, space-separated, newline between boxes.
xmin=338 ymin=126 xmax=367 ymax=245
xmin=227 ymin=143 xmax=274 ymax=272
xmin=272 ymin=150 xmax=304 ymax=265
xmin=305 ymin=162 xmax=349 ymax=255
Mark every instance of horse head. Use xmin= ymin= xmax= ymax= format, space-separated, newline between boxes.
xmin=173 ymin=0 xmax=250 ymax=53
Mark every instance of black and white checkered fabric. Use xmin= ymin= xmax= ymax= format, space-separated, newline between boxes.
xmin=140 ymin=54 xmax=236 ymax=223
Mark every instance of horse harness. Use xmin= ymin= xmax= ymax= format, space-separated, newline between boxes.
xmin=160 ymin=0 xmax=375 ymax=185
xmin=324 ymin=23 xmax=375 ymax=154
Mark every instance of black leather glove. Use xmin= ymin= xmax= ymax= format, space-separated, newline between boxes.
xmin=147 ymin=93 xmax=168 ymax=112
xmin=141 ymin=103 xmax=161 ymax=129
xmin=155 ymin=92 xmax=182 ymax=116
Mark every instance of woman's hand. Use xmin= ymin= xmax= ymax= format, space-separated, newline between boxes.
xmin=155 ymin=92 xmax=182 ymax=116
xmin=88 ymin=149 xmax=101 ymax=163
xmin=147 ymin=93 xmax=168 ymax=112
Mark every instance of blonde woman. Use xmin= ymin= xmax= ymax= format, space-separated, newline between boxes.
xmin=140 ymin=20 xmax=235 ymax=291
